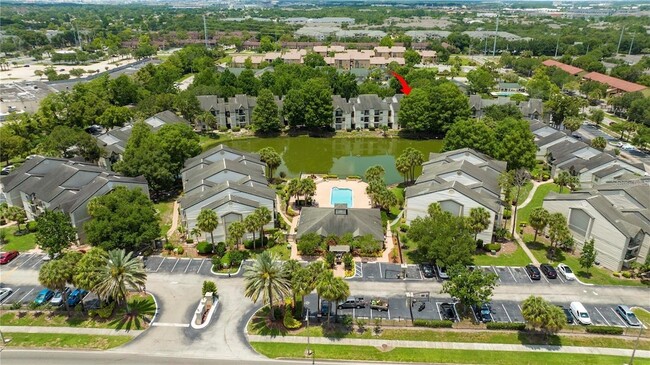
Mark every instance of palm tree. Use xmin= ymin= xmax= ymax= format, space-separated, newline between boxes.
xmin=95 ymin=249 xmax=147 ymax=307
xmin=39 ymin=254 xmax=78 ymax=314
xmin=364 ymin=165 xmax=385 ymax=183
xmin=529 ymin=207 xmax=550 ymax=243
xmin=285 ymin=178 xmax=301 ymax=209
xmin=258 ymin=147 xmax=281 ymax=180
xmin=556 ymin=171 xmax=570 ymax=193
xmin=468 ymin=207 xmax=491 ymax=241
xmin=255 ymin=207 xmax=273 ymax=246
xmin=244 ymin=214 xmax=258 ymax=249
xmin=243 ymin=251 xmax=291 ymax=321
xmin=316 ymin=271 xmax=350 ymax=324
xmin=291 ymin=267 xmax=316 ymax=313
xmin=521 ymin=295 xmax=547 ymax=330
xmin=300 ymin=178 xmax=316 ymax=206
xmin=227 ymin=221 xmax=246 ymax=250
xmin=190 ymin=227 xmax=202 ymax=242
xmin=197 ymin=209 xmax=219 ymax=248
xmin=591 ymin=136 xmax=607 ymax=151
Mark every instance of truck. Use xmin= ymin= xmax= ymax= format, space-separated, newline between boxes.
xmin=370 ymin=298 xmax=389 ymax=311
xmin=337 ymin=297 xmax=367 ymax=309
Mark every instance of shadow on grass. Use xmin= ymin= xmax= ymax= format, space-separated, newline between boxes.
xmin=525 ymin=240 xmax=566 ymax=262
xmin=110 ymin=298 xmax=156 ymax=332
xmin=517 ymin=331 xmax=562 ymax=347
xmin=249 ymin=307 xmax=288 ymax=337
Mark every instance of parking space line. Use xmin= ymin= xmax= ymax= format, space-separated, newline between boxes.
xmin=358 ymin=263 xmax=363 ymax=277
xmin=502 ymin=304 xmax=512 ymax=322
xmin=17 ymin=254 xmax=35 ymax=268
xmin=184 ymin=259 xmax=193 ymax=274
xmin=507 ymin=267 xmax=517 ymax=283
xmin=387 ymin=309 xmax=391 ymax=320
xmin=155 ymin=257 xmax=165 ymax=272
xmin=18 ymin=288 xmax=34 ymax=303
xmin=557 ymin=274 xmax=565 ymax=283
xmin=610 ymin=307 xmax=628 ymax=327
xmin=170 ymin=258 xmax=180 ymax=273
xmin=594 ymin=307 xmax=610 ymax=326
xmin=30 ymin=258 xmax=45 ymax=269
xmin=471 ymin=306 xmax=479 ymax=322
xmin=541 ymin=272 xmax=549 ymax=283
xmin=378 ymin=263 xmax=383 ymax=279
xmin=197 ymin=259 xmax=205 ymax=274
xmin=2 ymin=289 xmax=18 ymax=304
xmin=491 ymin=266 xmax=501 ymax=282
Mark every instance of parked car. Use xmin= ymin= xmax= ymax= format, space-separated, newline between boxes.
xmin=436 ymin=265 xmax=449 ymax=280
xmin=476 ymin=303 xmax=492 ymax=323
xmin=572 ymin=133 xmax=583 ymax=140
xmin=525 ymin=264 xmax=541 ymax=280
xmin=34 ymin=289 xmax=55 ymax=305
xmin=50 ymin=287 xmax=72 ymax=306
xmin=0 ymin=287 xmax=13 ymax=303
xmin=570 ymin=302 xmax=592 ymax=325
xmin=1 ymin=165 xmax=14 ymax=175
xmin=616 ymin=305 xmax=641 ymax=326
xmin=557 ymin=264 xmax=576 ymax=281
xmin=338 ymin=297 xmax=367 ymax=309
xmin=439 ymin=302 xmax=457 ymax=321
xmin=421 ymin=264 xmax=435 ymax=278
xmin=320 ymin=300 xmax=331 ymax=317
xmin=0 ymin=251 xmax=19 ymax=265
xmin=540 ymin=263 xmax=557 ymax=279
xmin=370 ymin=298 xmax=389 ymax=311
xmin=67 ymin=288 xmax=88 ymax=307
xmin=557 ymin=305 xmax=574 ymax=324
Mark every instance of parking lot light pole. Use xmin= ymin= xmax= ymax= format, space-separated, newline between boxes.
xmin=628 ymin=325 xmax=644 ymax=365
xmin=305 ymin=309 xmax=312 ymax=356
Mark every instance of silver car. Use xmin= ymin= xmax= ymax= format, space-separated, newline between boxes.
xmin=616 ymin=305 xmax=641 ymax=327
xmin=50 ymin=287 xmax=71 ymax=306
xmin=0 ymin=287 xmax=13 ymax=303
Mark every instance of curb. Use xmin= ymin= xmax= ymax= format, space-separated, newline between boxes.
xmin=210 ymin=260 xmax=244 ymax=276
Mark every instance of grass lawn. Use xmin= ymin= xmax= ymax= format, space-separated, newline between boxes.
xmin=633 ymin=308 xmax=650 ymax=327
xmin=516 ymin=183 xmax=563 ymax=225
xmin=1 ymin=226 xmax=36 ymax=251
xmin=524 ymin=234 xmax=648 ymax=287
xmin=515 ymin=181 xmax=534 ymax=205
xmin=154 ymin=200 xmax=175 ymax=237
xmin=472 ymin=243 xmax=531 ymax=266
xmin=250 ymin=343 xmax=647 ymax=365
xmin=4 ymin=333 xmax=132 ymax=350
xmin=292 ymin=326 xmax=650 ymax=350
xmin=252 ymin=243 xmax=290 ymax=261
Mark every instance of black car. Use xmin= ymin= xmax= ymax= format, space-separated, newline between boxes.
xmin=439 ymin=302 xmax=457 ymax=322
xmin=540 ymin=263 xmax=557 ymax=279
xmin=525 ymin=264 xmax=541 ymax=280
xmin=474 ymin=303 xmax=492 ymax=323
xmin=421 ymin=264 xmax=435 ymax=278
xmin=558 ymin=305 xmax=574 ymax=324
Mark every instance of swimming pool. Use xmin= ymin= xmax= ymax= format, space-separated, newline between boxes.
xmin=331 ymin=187 xmax=353 ymax=207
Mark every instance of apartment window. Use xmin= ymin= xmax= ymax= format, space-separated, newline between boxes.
xmin=439 ymin=200 xmax=463 ymax=217
xmin=335 ymin=110 xmax=343 ymax=117
xmin=568 ymin=208 xmax=592 ymax=239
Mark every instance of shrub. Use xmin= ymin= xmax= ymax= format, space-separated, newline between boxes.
xmin=197 ymin=241 xmax=213 ymax=254
xmin=476 ymin=239 xmax=484 ymax=249
xmin=229 ymin=250 xmax=248 ymax=266
xmin=175 ymin=246 xmax=184 ymax=255
xmin=26 ymin=221 xmax=38 ymax=232
xmin=89 ymin=302 xmax=115 ymax=319
xmin=345 ymin=128 xmax=352 ymax=132
xmin=621 ymin=271 xmax=632 ymax=278
xmin=484 ymin=243 xmax=502 ymax=252
xmin=10 ymin=302 xmax=22 ymax=310
xmin=368 ymin=127 xmax=376 ymax=131
xmin=586 ymin=326 xmax=624 ymax=335
xmin=218 ymin=126 xmax=228 ymax=132
xmin=220 ymin=252 xmax=232 ymax=268
xmin=343 ymin=252 xmax=353 ymax=270
xmin=347 ymin=175 xmax=361 ymax=180
xmin=503 ymin=209 xmax=512 ymax=220
xmin=400 ymin=224 xmax=409 ymax=233
xmin=214 ymin=241 xmax=227 ymax=257
xmin=351 ymin=234 xmax=383 ymax=256
xmin=232 ymin=126 xmax=241 ymax=132
xmin=202 ymin=280 xmax=217 ymax=296
xmin=283 ymin=308 xmax=302 ymax=329
xmin=164 ymin=242 xmax=174 ymax=251
xmin=325 ymin=251 xmax=335 ymax=268
xmin=542 ymin=173 xmax=550 ymax=181
xmin=486 ymin=322 xmax=526 ymax=331
xmin=297 ymin=233 xmax=324 ymax=256
xmin=185 ymin=238 xmax=194 ymax=244
xmin=613 ymin=272 xmax=621 ymax=278
xmin=341 ymin=314 xmax=354 ymax=328
xmin=413 ymin=319 xmax=453 ymax=328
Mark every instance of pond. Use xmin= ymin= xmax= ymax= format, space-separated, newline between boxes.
xmin=225 ymin=136 xmax=443 ymax=185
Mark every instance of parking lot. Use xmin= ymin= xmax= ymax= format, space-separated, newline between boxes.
xmin=1 ymin=253 xmax=48 ymax=271
xmin=144 ymin=256 xmax=216 ymax=276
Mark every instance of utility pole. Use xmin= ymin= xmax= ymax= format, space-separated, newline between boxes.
xmin=203 ymin=14 xmax=209 ymax=48
xmin=628 ymin=325 xmax=644 ymax=365
xmin=628 ymin=33 xmax=635 ymax=55
xmin=484 ymin=36 xmax=488 ymax=55
xmin=616 ymin=26 xmax=625 ymax=55
xmin=492 ymin=16 xmax=499 ymax=57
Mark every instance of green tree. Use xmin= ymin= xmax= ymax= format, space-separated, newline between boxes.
xmin=303 ymin=53 xmax=326 ymax=68
xmin=442 ymin=265 xmax=499 ymax=311
xmin=254 ymin=206 xmax=273 ymax=245
xmin=563 ymin=116 xmax=583 ymax=134
xmin=227 ymin=221 xmax=246 ymax=250
xmin=443 ymin=119 xmax=496 ymax=156
xmin=589 ymin=109 xmax=604 ymax=125
xmin=579 ymin=238 xmax=597 ymax=273
xmin=364 ymin=165 xmax=385 ymax=183
xmin=134 ymin=34 xmax=156 ymax=59
xmin=591 ymin=136 xmax=607 ymax=151
xmin=404 ymin=49 xmax=422 ymax=66
xmin=302 ymin=79 xmax=334 ymax=130
xmin=467 ymin=67 xmax=496 ymax=94
xmin=73 ymin=247 xmax=108 ymax=297
xmin=38 ymin=125 xmax=101 ymax=162
xmin=173 ymin=91 xmax=201 ymax=122
xmin=39 ymin=253 xmax=80 ymax=314
xmin=529 ymin=207 xmax=550 ymax=243
xmin=95 ymin=249 xmax=147 ymax=307
xmin=157 ymin=123 xmax=202 ymax=175
xmin=98 ymin=106 xmax=133 ymax=129
xmin=243 ymin=251 xmax=291 ymax=321
xmin=291 ymin=266 xmax=316 ymax=312
xmin=396 ymin=148 xmax=424 ymax=183
xmin=468 ymin=207 xmax=491 ymax=241
xmin=379 ymin=36 xmax=394 ymax=47
xmin=6 ymin=206 xmax=27 ymax=231
xmin=84 ymin=187 xmax=160 ymax=252
xmin=109 ymin=75 xmax=140 ymax=106
xmin=258 ymin=147 xmax=282 ymax=179
xmin=526 ymin=68 xmax=559 ymax=100
xmin=237 ymin=69 xmax=261 ymax=96
xmin=521 ymin=295 xmax=565 ymax=337
xmin=197 ymin=209 xmax=219 ymax=248
xmin=282 ymin=88 xmax=305 ymax=128
xmin=482 ymin=104 xmax=523 ymax=121
xmin=35 ymin=210 xmax=77 ymax=258
xmin=252 ymin=89 xmax=282 ymax=133
xmin=300 ymin=178 xmax=317 ymax=205
xmin=555 ymin=171 xmax=578 ymax=193
xmin=628 ymin=97 xmax=650 ymax=125
xmin=0 ymin=126 xmax=28 ymax=165
xmin=494 ymin=118 xmax=537 ymax=171
xmin=547 ymin=94 xmax=580 ymax=126
xmin=398 ymin=82 xmax=470 ymax=134
xmin=548 ymin=212 xmax=574 ymax=255
xmin=259 ymin=36 xmax=277 ymax=52
xmin=319 ymin=273 xmax=350 ymax=324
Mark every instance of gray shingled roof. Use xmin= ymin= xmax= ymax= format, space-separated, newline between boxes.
xmin=418 ymin=160 xmax=501 ymax=197
xmin=179 ymin=180 xmax=275 ymax=209
xmin=425 ymin=148 xmax=507 ymax=173
xmin=203 ymin=194 xmax=261 ymax=211
xmin=184 ymin=159 xmax=264 ymax=192
xmin=296 ymin=206 xmax=383 ymax=242
xmin=405 ymin=180 xmax=501 ymax=213
xmin=355 ymin=94 xmax=389 ymax=111
xmin=183 ymin=144 xmax=262 ymax=172
xmin=332 ymin=95 xmax=352 ymax=113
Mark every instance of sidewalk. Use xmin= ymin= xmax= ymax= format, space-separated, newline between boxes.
xmin=247 ymin=334 xmax=650 ymax=358
xmin=0 ymin=326 xmax=144 ymax=336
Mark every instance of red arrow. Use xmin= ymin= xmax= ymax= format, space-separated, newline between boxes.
xmin=391 ymin=71 xmax=412 ymax=95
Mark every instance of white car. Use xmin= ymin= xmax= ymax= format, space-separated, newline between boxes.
xmin=436 ymin=265 xmax=449 ymax=280
xmin=557 ymin=263 xmax=576 ymax=281
xmin=0 ymin=287 xmax=13 ymax=303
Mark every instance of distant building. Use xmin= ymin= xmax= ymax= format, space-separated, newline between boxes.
xmin=469 ymin=95 xmax=543 ymax=121
xmin=541 ymin=59 xmax=586 ymax=76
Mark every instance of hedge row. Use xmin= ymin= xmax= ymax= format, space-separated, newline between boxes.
xmin=413 ymin=319 xmax=453 ymax=328
xmin=486 ymin=322 xmax=526 ymax=331
xmin=586 ymin=326 xmax=624 ymax=335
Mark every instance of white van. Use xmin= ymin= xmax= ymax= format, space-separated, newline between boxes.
xmin=570 ymin=302 xmax=592 ymax=325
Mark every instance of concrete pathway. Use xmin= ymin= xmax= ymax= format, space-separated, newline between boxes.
xmin=247 ymin=334 xmax=650 ymax=358
xmin=166 ymin=201 xmax=180 ymax=238
xmin=0 ymin=326 xmax=144 ymax=336
xmin=381 ymin=222 xmax=395 ymax=263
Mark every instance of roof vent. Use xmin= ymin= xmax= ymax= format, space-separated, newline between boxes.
xmin=334 ymin=204 xmax=348 ymax=215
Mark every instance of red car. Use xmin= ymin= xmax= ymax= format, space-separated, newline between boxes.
xmin=0 ymin=251 xmax=19 ymax=265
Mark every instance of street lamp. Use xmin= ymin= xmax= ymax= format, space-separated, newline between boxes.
xmin=628 ymin=325 xmax=644 ymax=365
xmin=305 ymin=308 xmax=312 ymax=356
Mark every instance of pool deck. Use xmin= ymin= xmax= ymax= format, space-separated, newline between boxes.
xmin=312 ymin=178 xmax=371 ymax=209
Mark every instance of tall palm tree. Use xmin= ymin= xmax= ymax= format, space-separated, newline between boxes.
xmin=468 ymin=207 xmax=491 ymax=241
xmin=244 ymin=214 xmax=258 ymax=249
xmin=197 ymin=209 xmax=219 ymax=249
xmin=255 ymin=206 xmax=273 ymax=246
xmin=316 ymin=271 xmax=349 ymax=324
xmin=529 ymin=207 xmax=550 ymax=243
xmin=243 ymin=251 xmax=291 ymax=321
xmin=300 ymin=179 xmax=316 ymax=206
xmin=285 ymin=178 xmax=301 ymax=209
xmin=95 ymin=249 xmax=147 ymax=307
xmin=39 ymin=255 xmax=78 ymax=315
xmin=555 ymin=171 xmax=570 ymax=193
xmin=227 ymin=221 xmax=246 ymax=250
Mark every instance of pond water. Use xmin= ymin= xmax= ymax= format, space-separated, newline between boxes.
xmin=225 ymin=136 xmax=444 ymax=185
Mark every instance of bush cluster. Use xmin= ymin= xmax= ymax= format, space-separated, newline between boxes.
xmin=283 ymin=307 xmax=302 ymax=329
xmin=585 ymin=326 xmax=624 ymax=335
xmin=202 ymin=280 xmax=217 ymax=296
xmin=484 ymin=243 xmax=502 ymax=252
xmin=89 ymin=302 xmax=115 ymax=319
xmin=413 ymin=319 xmax=454 ymax=328
xmin=196 ymin=241 xmax=213 ymax=254
xmin=486 ymin=322 xmax=526 ymax=331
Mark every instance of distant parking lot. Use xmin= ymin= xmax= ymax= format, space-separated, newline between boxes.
xmin=2 ymin=253 xmax=48 ymax=270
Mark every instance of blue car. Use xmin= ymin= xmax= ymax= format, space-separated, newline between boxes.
xmin=34 ymin=289 xmax=54 ymax=305
xmin=67 ymin=288 xmax=88 ymax=307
